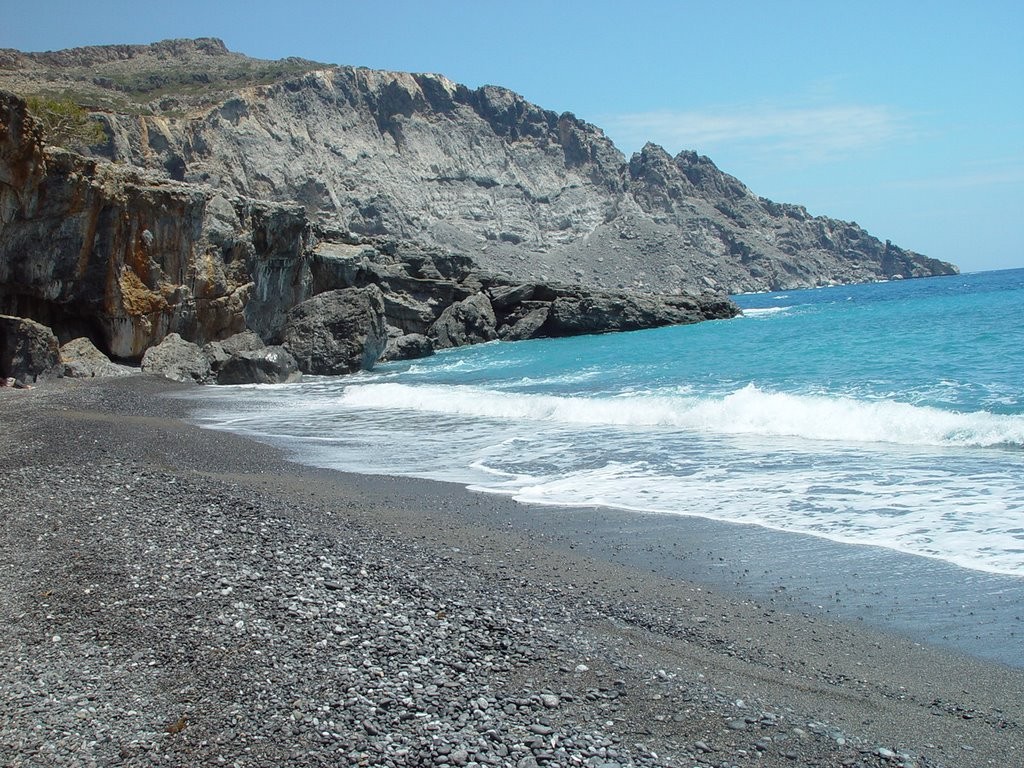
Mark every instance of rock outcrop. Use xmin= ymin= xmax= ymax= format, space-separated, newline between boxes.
xmin=59 ymin=337 xmax=135 ymax=378
xmin=2 ymin=40 xmax=956 ymax=296
xmin=428 ymin=293 xmax=499 ymax=350
xmin=140 ymin=333 xmax=210 ymax=383
xmin=215 ymin=346 xmax=300 ymax=385
xmin=136 ymin=328 xmax=300 ymax=385
xmin=0 ymin=314 xmax=59 ymax=384
xmin=623 ymin=145 xmax=956 ymax=289
xmin=203 ymin=330 xmax=267 ymax=377
xmin=0 ymin=91 xmax=314 ymax=362
xmin=383 ymin=333 xmax=434 ymax=362
xmin=282 ymin=286 xmax=389 ymax=375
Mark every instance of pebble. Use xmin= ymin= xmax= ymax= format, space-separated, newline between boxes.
xmin=0 ymin=381 xmax=1001 ymax=768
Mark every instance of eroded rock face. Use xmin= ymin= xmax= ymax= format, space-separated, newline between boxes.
xmin=0 ymin=92 xmax=312 ymax=362
xmin=622 ymin=145 xmax=958 ymax=290
xmin=0 ymin=90 xmax=743 ymax=380
xmin=4 ymin=36 xmax=948 ymax=382
xmin=0 ymin=314 xmax=60 ymax=383
xmin=282 ymin=285 xmax=388 ymax=375
xmin=3 ymin=41 xmax=954 ymax=294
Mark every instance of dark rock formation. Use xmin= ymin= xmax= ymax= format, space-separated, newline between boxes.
xmin=204 ymin=330 xmax=266 ymax=375
xmin=282 ymin=286 xmax=388 ymax=375
xmin=216 ymin=346 xmax=300 ymax=385
xmin=0 ymin=314 xmax=59 ymax=384
xmin=0 ymin=91 xmax=314 ymax=361
xmin=547 ymin=292 xmax=727 ymax=335
xmin=134 ymin=328 xmax=299 ymax=385
xmin=140 ymin=333 xmax=210 ymax=383
xmin=60 ymin=337 xmax=135 ymax=378
xmin=622 ymin=144 xmax=957 ymax=289
xmin=428 ymin=293 xmax=499 ymax=349
xmin=383 ymin=333 xmax=434 ymax=362
xmin=498 ymin=305 xmax=550 ymax=342
xmin=0 ymin=90 xmax=741 ymax=379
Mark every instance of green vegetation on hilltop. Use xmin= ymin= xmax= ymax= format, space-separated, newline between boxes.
xmin=90 ymin=57 xmax=321 ymax=99
xmin=1 ymin=45 xmax=325 ymax=116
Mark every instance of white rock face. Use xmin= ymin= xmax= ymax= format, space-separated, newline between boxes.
xmin=74 ymin=47 xmax=954 ymax=295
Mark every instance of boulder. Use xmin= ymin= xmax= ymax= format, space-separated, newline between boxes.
xmin=488 ymin=283 xmax=537 ymax=309
xmin=282 ymin=285 xmax=388 ymax=374
xmin=203 ymin=330 xmax=266 ymax=373
xmin=0 ymin=315 xmax=60 ymax=384
xmin=219 ymin=329 xmax=266 ymax=355
xmin=382 ymin=333 xmax=434 ymax=362
xmin=381 ymin=291 xmax=440 ymax=334
xmin=428 ymin=293 xmax=498 ymax=349
xmin=60 ymin=337 xmax=135 ymax=378
xmin=140 ymin=333 xmax=211 ymax=383
xmin=497 ymin=303 xmax=550 ymax=341
xmin=216 ymin=346 xmax=301 ymax=385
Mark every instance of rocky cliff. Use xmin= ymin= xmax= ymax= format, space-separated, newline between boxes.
xmin=0 ymin=90 xmax=735 ymax=375
xmin=0 ymin=39 xmax=955 ymax=379
xmin=0 ymin=89 xmax=309 ymax=359
xmin=0 ymin=39 xmax=956 ymax=297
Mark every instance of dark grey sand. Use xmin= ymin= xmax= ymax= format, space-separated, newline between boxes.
xmin=2 ymin=376 xmax=1022 ymax=767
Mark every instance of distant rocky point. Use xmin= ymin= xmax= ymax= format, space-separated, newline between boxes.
xmin=0 ymin=39 xmax=955 ymax=384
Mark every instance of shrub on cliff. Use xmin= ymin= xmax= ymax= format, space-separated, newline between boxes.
xmin=23 ymin=96 xmax=105 ymax=149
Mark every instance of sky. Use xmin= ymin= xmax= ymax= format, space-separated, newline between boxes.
xmin=2 ymin=0 xmax=1022 ymax=273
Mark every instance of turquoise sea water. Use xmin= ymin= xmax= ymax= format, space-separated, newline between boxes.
xmin=192 ymin=268 xmax=1024 ymax=577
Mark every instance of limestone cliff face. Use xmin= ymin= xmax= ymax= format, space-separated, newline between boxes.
xmin=0 ymin=91 xmax=737 ymax=369
xmin=0 ymin=91 xmax=311 ymax=360
xmin=96 ymin=69 xmax=633 ymax=287
xmin=0 ymin=40 xmax=959 ymax=371
xmin=623 ymin=145 xmax=956 ymax=290
xmin=2 ymin=41 xmax=957 ymax=295
xmin=9 ymin=40 xmax=952 ymax=294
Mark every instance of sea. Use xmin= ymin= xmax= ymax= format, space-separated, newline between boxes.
xmin=191 ymin=268 xmax=1024 ymax=581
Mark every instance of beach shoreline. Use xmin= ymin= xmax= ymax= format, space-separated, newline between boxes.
xmin=2 ymin=376 xmax=1021 ymax=767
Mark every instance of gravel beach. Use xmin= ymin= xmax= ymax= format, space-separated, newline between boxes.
xmin=2 ymin=376 xmax=1021 ymax=767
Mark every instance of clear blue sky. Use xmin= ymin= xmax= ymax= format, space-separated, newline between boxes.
xmin=3 ymin=0 xmax=1022 ymax=272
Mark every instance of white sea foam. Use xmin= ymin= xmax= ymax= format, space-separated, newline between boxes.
xmin=337 ymin=382 xmax=1024 ymax=449
xmin=741 ymin=306 xmax=792 ymax=317
xmin=478 ymin=458 xmax=1024 ymax=576
xmin=191 ymin=381 xmax=1024 ymax=576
